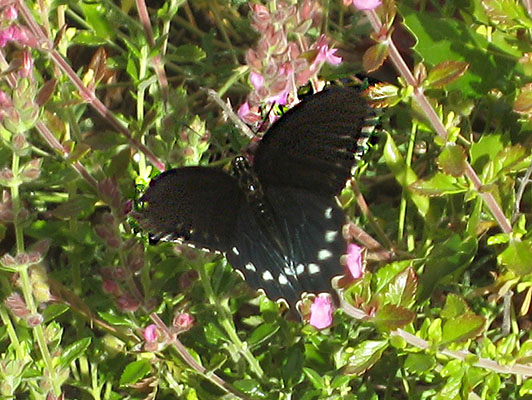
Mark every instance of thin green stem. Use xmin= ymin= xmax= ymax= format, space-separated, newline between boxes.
xmin=196 ymin=262 xmax=265 ymax=379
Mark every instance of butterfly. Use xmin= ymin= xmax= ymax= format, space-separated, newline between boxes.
xmin=137 ymin=86 xmax=374 ymax=306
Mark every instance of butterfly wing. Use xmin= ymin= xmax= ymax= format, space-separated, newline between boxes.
xmin=254 ymin=86 xmax=370 ymax=196
xmin=139 ymin=167 xmax=242 ymax=252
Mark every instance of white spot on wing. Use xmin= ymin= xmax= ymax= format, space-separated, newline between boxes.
xmin=308 ymin=263 xmax=321 ymax=274
xmin=278 ymin=273 xmax=288 ymax=285
xmin=296 ymin=264 xmax=305 ymax=275
xmin=245 ymin=263 xmax=256 ymax=272
xmin=232 ymin=246 xmax=240 ymax=255
xmin=284 ymin=267 xmax=296 ymax=276
xmin=324 ymin=207 xmax=333 ymax=219
xmin=318 ymin=249 xmax=333 ymax=260
xmin=262 ymin=270 xmax=274 ymax=281
xmin=325 ymin=230 xmax=338 ymax=243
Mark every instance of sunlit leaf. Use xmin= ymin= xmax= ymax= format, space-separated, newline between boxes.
xmin=426 ymin=61 xmax=469 ymax=88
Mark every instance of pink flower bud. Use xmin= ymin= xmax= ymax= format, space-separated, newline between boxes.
xmin=309 ymin=294 xmax=334 ymax=329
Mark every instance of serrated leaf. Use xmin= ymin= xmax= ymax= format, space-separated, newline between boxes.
xmin=364 ymin=82 xmax=401 ymax=108
xmin=373 ymin=304 xmax=416 ymax=330
xmin=482 ymin=0 xmax=532 ymax=28
xmin=119 ymin=360 xmax=151 ymax=386
xmin=498 ymin=239 xmax=532 ymax=276
xmin=373 ymin=260 xmax=412 ymax=293
xmin=493 ymin=144 xmax=530 ymax=176
xmin=410 ymin=172 xmax=467 ymax=196
xmin=362 ymin=43 xmax=389 ymax=73
xmin=343 ymin=340 xmax=388 ymax=376
xmin=437 ymin=143 xmax=467 ymax=177
xmin=441 ymin=293 xmax=469 ymax=319
xmin=383 ymin=267 xmax=418 ymax=307
xmin=426 ymin=61 xmax=469 ymax=88
xmin=169 ymin=44 xmax=207 ymax=63
xmin=59 ymin=337 xmax=91 ymax=367
xmin=514 ymin=83 xmax=532 ymax=116
xmin=442 ymin=313 xmax=485 ymax=344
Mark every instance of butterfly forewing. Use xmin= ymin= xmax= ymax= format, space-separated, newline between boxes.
xmin=139 ymin=167 xmax=242 ymax=252
xmin=254 ymin=86 xmax=370 ymax=196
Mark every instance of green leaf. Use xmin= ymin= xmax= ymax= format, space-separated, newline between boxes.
xmin=404 ymin=353 xmax=436 ymax=374
xmin=42 ymin=304 xmax=69 ymax=323
xmin=233 ymin=379 xmax=265 ymax=396
xmin=498 ymin=239 xmax=532 ymax=276
xmin=426 ymin=60 xmax=469 ymax=89
xmin=119 ymin=359 xmax=151 ymax=386
xmin=418 ymin=235 xmax=478 ymax=301
xmin=410 ymin=172 xmax=467 ymax=197
xmin=373 ymin=260 xmax=412 ymax=293
xmin=59 ymin=337 xmax=91 ymax=367
xmin=437 ymin=144 xmax=467 ymax=177
xmin=362 ymin=43 xmax=389 ymax=73
xmin=247 ymin=323 xmax=280 ymax=346
xmin=98 ymin=310 xmax=134 ymax=326
xmin=168 ymin=44 xmax=207 ymax=63
xmin=470 ymin=134 xmax=504 ymax=171
xmin=382 ymin=267 xmax=418 ymax=307
xmin=373 ymin=304 xmax=416 ymax=331
xmin=482 ymin=0 xmax=532 ymax=29
xmin=303 ymin=367 xmax=324 ymax=389
xmin=79 ymin=2 xmax=113 ymax=39
xmin=399 ymin=4 xmax=517 ymax=96
xmin=441 ymin=294 xmax=469 ymax=319
xmin=343 ymin=340 xmax=389 ymax=376
xmin=383 ymin=132 xmax=429 ymax=216
xmin=442 ymin=313 xmax=485 ymax=344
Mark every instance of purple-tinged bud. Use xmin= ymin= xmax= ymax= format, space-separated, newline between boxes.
xmin=0 ymin=168 xmax=14 ymax=180
xmin=173 ymin=312 xmax=195 ymax=332
xmin=0 ymin=253 xmax=16 ymax=267
xmin=5 ymin=292 xmax=29 ymax=318
xmin=102 ymin=279 xmax=120 ymax=295
xmin=116 ymin=293 xmax=140 ymax=312
xmin=26 ymin=313 xmax=43 ymax=327
xmin=15 ymin=253 xmax=30 ymax=265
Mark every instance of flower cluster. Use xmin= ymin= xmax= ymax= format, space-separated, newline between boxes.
xmin=238 ymin=1 xmax=342 ymax=124
xmin=0 ymin=5 xmax=37 ymax=49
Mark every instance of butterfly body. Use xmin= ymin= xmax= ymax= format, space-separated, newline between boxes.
xmin=138 ymin=86 xmax=373 ymax=306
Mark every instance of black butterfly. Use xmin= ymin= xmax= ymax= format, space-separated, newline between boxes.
xmin=137 ymin=86 xmax=374 ymax=306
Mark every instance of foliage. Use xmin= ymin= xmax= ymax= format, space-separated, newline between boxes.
xmin=0 ymin=0 xmax=531 ymax=399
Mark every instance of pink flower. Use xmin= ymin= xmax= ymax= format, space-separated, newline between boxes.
xmin=173 ymin=312 xmax=195 ymax=331
xmin=143 ymin=324 xmax=158 ymax=342
xmin=313 ymin=35 xmax=342 ymax=66
xmin=309 ymin=294 xmax=334 ymax=329
xmin=346 ymin=243 xmax=364 ymax=279
xmin=350 ymin=0 xmax=382 ymax=10
xmin=3 ymin=5 xmax=18 ymax=21
xmin=250 ymin=71 xmax=264 ymax=89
